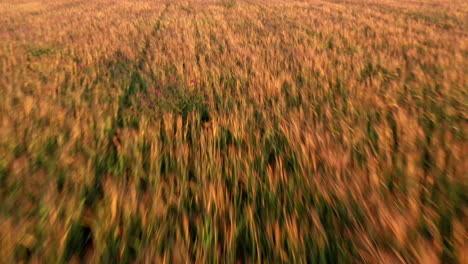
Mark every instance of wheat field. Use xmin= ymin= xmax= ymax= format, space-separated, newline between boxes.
xmin=0 ymin=0 xmax=467 ymax=263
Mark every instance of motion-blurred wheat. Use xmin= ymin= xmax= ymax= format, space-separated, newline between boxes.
xmin=0 ymin=0 xmax=467 ymax=262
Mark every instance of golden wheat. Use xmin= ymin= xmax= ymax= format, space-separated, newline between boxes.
xmin=0 ymin=0 xmax=467 ymax=263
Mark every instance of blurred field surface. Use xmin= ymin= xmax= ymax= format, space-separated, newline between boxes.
xmin=0 ymin=0 xmax=467 ymax=262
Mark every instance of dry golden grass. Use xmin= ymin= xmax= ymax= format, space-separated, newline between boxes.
xmin=0 ymin=0 xmax=467 ymax=263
